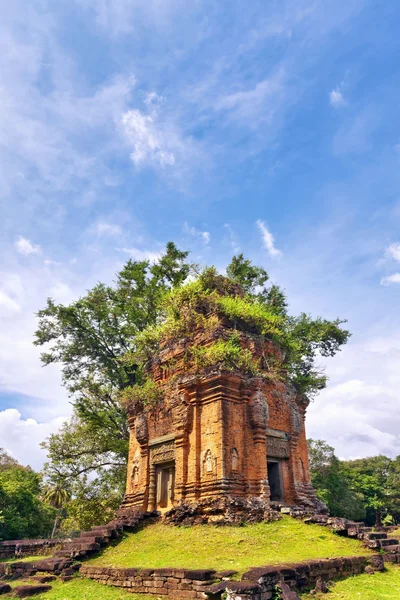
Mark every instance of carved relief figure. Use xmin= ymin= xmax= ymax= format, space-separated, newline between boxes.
xmin=249 ymin=390 xmax=269 ymax=431
xmin=132 ymin=448 xmax=140 ymax=485
xmin=231 ymin=448 xmax=239 ymax=472
xmin=290 ymin=405 xmax=303 ymax=434
xmin=204 ymin=449 xmax=214 ymax=473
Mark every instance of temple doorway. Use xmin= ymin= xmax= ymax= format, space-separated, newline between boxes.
xmin=267 ymin=460 xmax=283 ymax=502
xmin=155 ymin=462 xmax=175 ymax=510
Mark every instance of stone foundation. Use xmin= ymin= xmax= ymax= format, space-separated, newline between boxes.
xmin=80 ymin=554 xmax=383 ymax=600
xmin=163 ymin=496 xmax=282 ymax=526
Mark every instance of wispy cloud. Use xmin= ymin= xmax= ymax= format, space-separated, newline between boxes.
xmin=121 ymin=109 xmax=176 ymax=167
xmin=386 ymin=242 xmax=400 ymax=262
xmin=183 ymin=222 xmax=210 ymax=245
xmin=216 ymin=70 xmax=285 ymax=126
xmin=95 ymin=222 xmax=123 ymax=236
xmin=224 ymin=224 xmax=240 ymax=254
xmin=15 ymin=236 xmax=41 ymax=256
xmin=329 ymin=87 xmax=345 ymax=107
xmin=256 ymin=220 xmax=282 ymax=257
xmin=0 ymin=291 xmax=21 ymax=314
xmin=381 ymin=273 xmax=400 ymax=286
xmin=117 ymin=247 xmax=162 ymax=262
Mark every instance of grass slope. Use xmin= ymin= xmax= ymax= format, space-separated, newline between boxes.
xmin=301 ymin=565 xmax=400 ymax=600
xmin=88 ymin=517 xmax=371 ymax=573
xmin=5 ymin=577 xmax=153 ymax=599
xmin=0 ymin=555 xmax=52 ymax=564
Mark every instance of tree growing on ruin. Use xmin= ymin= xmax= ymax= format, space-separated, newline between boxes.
xmin=36 ymin=249 xmax=350 ymax=530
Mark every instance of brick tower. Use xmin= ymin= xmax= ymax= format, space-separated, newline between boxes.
xmin=120 ymin=310 xmax=322 ymax=517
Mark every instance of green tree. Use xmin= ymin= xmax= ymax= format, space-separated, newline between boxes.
xmin=308 ymin=439 xmax=365 ymax=521
xmin=342 ymin=455 xmax=395 ymax=526
xmin=0 ymin=452 xmax=55 ymax=540
xmin=36 ymin=243 xmax=192 ymax=530
xmin=43 ymin=485 xmax=70 ymax=537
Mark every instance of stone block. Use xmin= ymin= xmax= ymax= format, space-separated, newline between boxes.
xmin=13 ymin=585 xmax=52 ymax=598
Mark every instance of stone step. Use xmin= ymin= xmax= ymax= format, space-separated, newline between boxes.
xmin=380 ymin=538 xmax=399 ymax=547
xmin=78 ymin=535 xmax=108 ymax=544
xmin=383 ymin=544 xmax=400 ymax=554
xmin=365 ymin=533 xmax=388 ymax=540
xmin=61 ymin=542 xmax=100 ymax=553
xmin=348 ymin=526 xmax=373 ymax=537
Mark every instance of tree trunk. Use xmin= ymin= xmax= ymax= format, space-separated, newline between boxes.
xmin=51 ymin=512 xmax=59 ymax=538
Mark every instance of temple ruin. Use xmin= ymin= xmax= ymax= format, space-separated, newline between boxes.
xmin=120 ymin=283 xmax=322 ymax=517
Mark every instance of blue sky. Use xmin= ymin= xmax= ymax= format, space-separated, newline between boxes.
xmin=1 ymin=0 xmax=400 ymax=468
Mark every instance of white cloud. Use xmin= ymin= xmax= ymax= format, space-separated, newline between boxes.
xmin=15 ymin=236 xmax=41 ymax=256
xmin=44 ymin=259 xmax=61 ymax=267
xmin=308 ymin=331 xmax=400 ymax=459
xmin=183 ymin=222 xmax=210 ymax=245
xmin=386 ymin=242 xmax=400 ymax=262
xmin=145 ymin=91 xmax=166 ymax=110
xmin=95 ymin=222 xmax=123 ymax=236
xmin=117 ymin=247 xmax=162 ymax=262
xmin=0 ymin=290 xmax=21 ymax=314
xmin=256 ymin=220 xmax=282 ymax=257
xmin=121 ymin=109 xmax=176 ymax=167
xmin=224 ymin=224 xmax=240 ymax=254
xmin=0 ymin=409 xmax=66 ymax=470
xmin=381 ymin=273 xmax=400 ymax=286
xmin=329 ymin=88 xmax=345 ymax=107
xmin=216 ymin=70 xmax=285 ymax=126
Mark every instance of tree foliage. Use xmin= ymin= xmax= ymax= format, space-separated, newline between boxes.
xmin=342 ymin=455 xmax=400 ymax=526
xmin=308 ymin=439 xmax=365 ymax=521
xmin=0 ymin=449 xmax=55 ymax=540
xmin=308 ymin=440 xmax=400 ymax=525
xmin=36 ymin=243 xmax=192 ymax=530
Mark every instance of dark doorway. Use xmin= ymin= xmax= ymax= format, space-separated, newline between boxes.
xmin=267 ymin=461 xmax=283 ymax=502
xmin=155 ymin=462 xmax=175 ymax=510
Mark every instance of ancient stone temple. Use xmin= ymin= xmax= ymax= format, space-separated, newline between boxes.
xmin=121 ymin=287 xmax=321 ymax=518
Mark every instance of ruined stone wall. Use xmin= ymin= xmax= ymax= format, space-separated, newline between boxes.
xmin=80 ymin=555 xmax=381 ymax=600
xmin=0 ymin=539 xmax=61 ymax=560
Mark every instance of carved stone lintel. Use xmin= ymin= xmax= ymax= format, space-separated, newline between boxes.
xmin=267 ymin=436 xmax=290 ymax=458
xmin=150 ymin=440 xmax=176 ymax=465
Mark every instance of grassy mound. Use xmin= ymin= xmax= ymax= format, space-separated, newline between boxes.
xmin=88 ymin=517 xmax=371 ymax=573
xmin=301 ymin=564 xmax=400 ymax=599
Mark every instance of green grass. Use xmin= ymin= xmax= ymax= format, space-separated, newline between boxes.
xmin=0 ymin=555 xmax=52 ymax=564
xmin=301 ymin=565 xmax=400 ymax=599
xmin=3 ymin=576 xmax=154 ymax=599
xmin=88 ymin=517 xmax=372 ymax=574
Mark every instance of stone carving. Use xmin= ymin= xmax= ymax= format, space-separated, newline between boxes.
xmin=249 ymin=391 xmax=269 ymax=431
xmin=131 ymin=449 xmax=140 ymax=485
xmin=150 ymin=441 xmax=176 ymax=465
xmin=231 ymin=448 xmax=239 ymax=472
xmin=203 ymin=449 xmax=214 ymax=473
xmin=267 ymin=436 xmax=290 ymax=458
xmin=135 ymin=413 xmax=148 ymax=445
xmin=290 ymin=406 xmax=303 ymax=434
xmin=174 ymin=391 xmax=193 ymax=435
